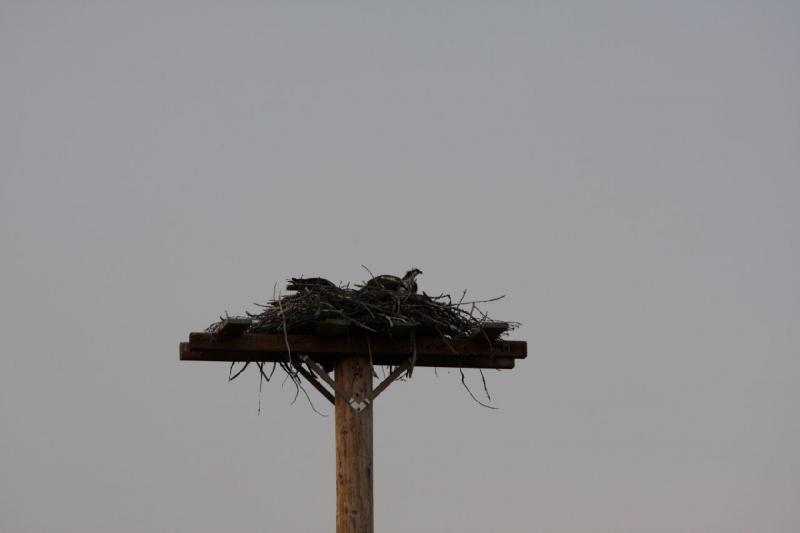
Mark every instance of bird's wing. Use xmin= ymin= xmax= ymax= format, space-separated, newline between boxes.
xmin=365 ymin=275 xmax=403 ymax=290
xmin=287 ymin=277 xmax=335 ymax=291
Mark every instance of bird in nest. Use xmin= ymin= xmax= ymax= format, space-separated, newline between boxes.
xmin=363 ymin=268 xmax=423 ymax=294
xmin=286 ymin=277 xmax=336 ymax=292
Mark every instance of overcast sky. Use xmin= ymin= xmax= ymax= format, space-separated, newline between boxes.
xmin=1 ymin=2 xmax=798 ymax=532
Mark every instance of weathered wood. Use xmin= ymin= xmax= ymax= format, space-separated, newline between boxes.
xmin=187 ymin=333 xmax=526 ymax=358
xmin=181 ymin=342 xmax=517 ymax=369
xmin=294 ymin=364 xmax=335 ymax=405
xmin=298 ymin=355 xmax=357 ymax=407
xmin=369 ymin=359 xmax=413 ymax=401
xmin=336 ymin=353 xmax=373 ymax=533
xmin=181 ymin=333 xmax=526 ymax=370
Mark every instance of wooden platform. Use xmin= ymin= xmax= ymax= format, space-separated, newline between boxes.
xmin=180 ymin=332 xmax=526 ymax=369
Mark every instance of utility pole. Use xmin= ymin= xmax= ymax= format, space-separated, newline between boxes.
xmin=335 ymin=354 xmax=373 ymax=533
xmin=181 ymin=322 xmax=526 ymax=533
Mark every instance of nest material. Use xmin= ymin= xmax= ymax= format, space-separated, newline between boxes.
xmin=210 ymin=277 xmax=516 ymax=340
xmin=208 ymin=274 xmax=519 ymax=412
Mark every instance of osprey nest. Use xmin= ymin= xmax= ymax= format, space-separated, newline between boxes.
xmin=209 ymin=269 xmax=517 ymax=339
xmin=208 ymin=269 xmax=519 ymax=411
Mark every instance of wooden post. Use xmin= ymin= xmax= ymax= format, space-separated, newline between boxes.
xmin=180 ymin=330 xmax=526 ymax=532
xmin=335 ymin=353 xmax=374 ymax=533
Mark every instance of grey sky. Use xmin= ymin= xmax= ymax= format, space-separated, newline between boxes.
xmin=1 ymin=2 xmax=798 ymax=532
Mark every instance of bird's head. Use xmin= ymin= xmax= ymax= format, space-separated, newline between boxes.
xmin=403 ymin=268 xmax=423 ymax=281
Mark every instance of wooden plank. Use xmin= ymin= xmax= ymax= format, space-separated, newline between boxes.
xmin=298 ymin=355 xmax=354 ymax=403
xmin=369 ymin=359 xmax=413 ymax=401
xmin=186 ymin=332 xmax=527 ymax=359
xmin=294 ymin=364 xmax=336 ymax=405
xmin=180 ymin=346 xmax=516 ymax=369
xmin=180 ymin=331 xmax=524 ymax=368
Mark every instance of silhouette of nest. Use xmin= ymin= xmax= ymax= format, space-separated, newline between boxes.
xmin=207 ymin=274 xmax=518 ymax=413
xmin=214 ymin=279 xmax=515 ymax=339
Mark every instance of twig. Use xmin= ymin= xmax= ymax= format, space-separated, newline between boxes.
xmin=276 ymin=292 xmax=293 ymax=365
xmin=258 ymin=362 xmax=277 ymax=382
xmin=229 ymin=361 xmax=250 ymax=381
xmin=457 ymin=289 xmax=468 ymax=306
xmin=456 ymin=295 xmax=506 ymax=306
xmin=479 ymin=369 xmax=491 ymax=401
xmin=407 ymin=329 xmax=417 ymax=377
xmin=258 ymin=362 xmax=264 ymax=415
xmin=361 ymin=265 xmax=375 ymax=279
xmin=295 ymin=379 xmax=328 ymax=417
xmin=460 ymin=369 xmax=498 ymax=410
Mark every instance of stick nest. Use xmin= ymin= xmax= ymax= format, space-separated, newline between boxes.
xmin=208 ymin=277 xmax=517 ymax=339
xmin=206 ymin=272 xmax=519 ymax=413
